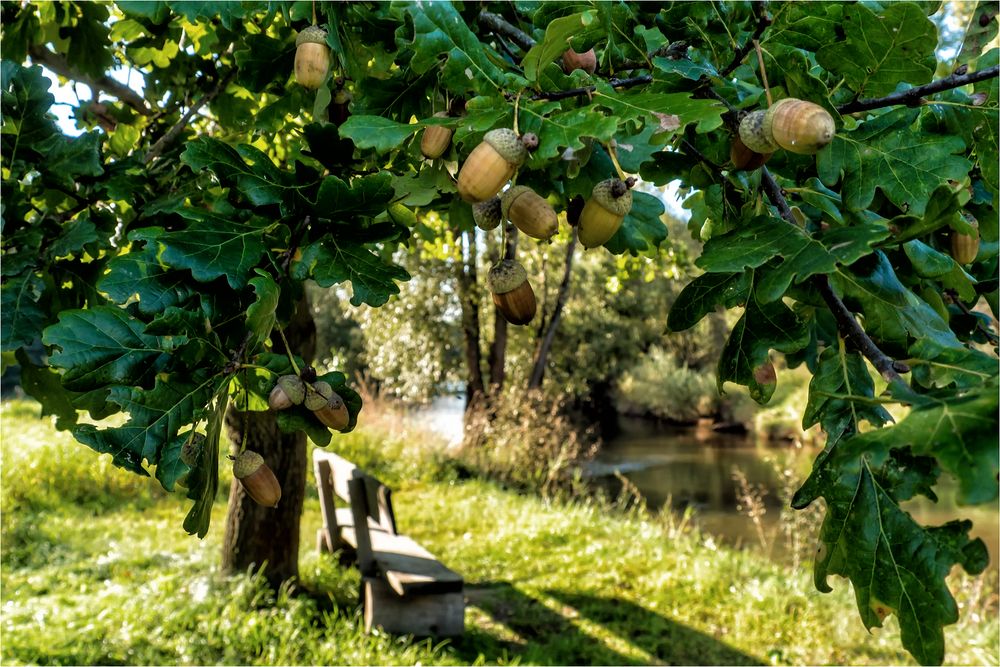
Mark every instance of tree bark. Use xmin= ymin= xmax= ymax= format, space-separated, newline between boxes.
xmin=487 ymin=223 xmax=518 ymax=394
xmin=457 ymin=229 xmax=485 ymax=408
xmin=221 ymin=294 xmax=316 ymax=589
xmin=528 ymin=229 xmax=577 ymax=389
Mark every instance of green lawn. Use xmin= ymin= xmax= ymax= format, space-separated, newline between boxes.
xmin=2 ymin=400 xmax=997 ymax=666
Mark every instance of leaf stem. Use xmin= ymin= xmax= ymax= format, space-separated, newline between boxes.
xmin=605 ymin=142 xmax=627 ymax=180
xmin=275 ymin=325 xmax=302 ymax=376
xmin=836 ymin=65 xmax=1000 ymax=114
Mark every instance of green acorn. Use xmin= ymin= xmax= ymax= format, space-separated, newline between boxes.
xmin=501 ymin=185 xmax=558 ymax=240
xmin=578 ymin=178 xmax=633 ymax=248
xmin=457 ymin=128 xmax=529 ymax=203
xmin=294 ymin=26 xmax=331 ymax=90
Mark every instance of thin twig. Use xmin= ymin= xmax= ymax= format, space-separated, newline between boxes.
xmin=224 ymin=331 xmax=255 ymax=374
xmin=945 ymin=290 xmax=1000 ymax=344
xmin=837 ymin=65 xmax=1000 ymax=114
xmin=718 ymin=11 xmax=772 ymax=78
xmin=477 ymin=10 xmax=536 ymax=51
xmin=29 ymin=45 xmax=151 ymax=115
xmin=758 ymin=167 xmax=906 ymax=383
xmin=145 ymin=69 xmax=236 ymax=163
xmin=753 ymin=39 xmax=771 ymax=106
xmin=530 ymin=74 xmax=652 ymax=101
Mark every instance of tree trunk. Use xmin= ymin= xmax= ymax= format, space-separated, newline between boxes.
xmin=221 ymin=294 xmax=316 ymax=589
xmin=487 ymin=222 xmax=518 ymax=394
xmin=528 ymin=229 xmax=577 ymax=389
xmin=457 ymin=228 xmax=485 ymax=408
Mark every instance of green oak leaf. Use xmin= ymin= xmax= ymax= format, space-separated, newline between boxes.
xmin=957 ymin=4 xmax=999 ymax=65
xmin=592 ymin=85 xmax=725 ymax=134
xmin=292 ymin=236 xmax=409 ymax=307
xmin=818 ymin=107 xmax=971 ymax=216
xmin=717 ymin=285 xmax=810 ymax=404
xmin=1 ymin=63 xmax=59 ymax=159
xmin=34 ymin=132 xmax=104 ymax=189
xmin=1 ymin=272 xmax=46 ymax=351
xmin=64 ymin=2 xmax=113 ymax=80
xmin=802 ymin=346 xmax=892 ymax=447
xmin=183 ymin=394 xmax=225 ymax=538
xmin=816 ymin=3 xmax=937 ymax=98
xmin=766 ymin=2 xmax=843 ymax=52
xmin=518 ymin=103 xmax=619 ymax=163
xmin=761 ymin=45 xmax=839 ymax=119
xmin=667 ymin=272 xmax=751 ymax=332
xmin=116 ymin=1 xmax=171 ymax=24
xmin=74 ymin=423 xmax=150 ymax=477
xmin=521 ymin=11 xmax=599 ymax=83
xmin=403 ymin=1 xmax=505 ymax=95
xmin=604 ymin=191 xmax=667 ymax=255
xmin=338 ymin=115 xmax=421 ymax=154
xmin=908 ymin=343 xmax=999 ymax=390
xmin=613 ymin=124 xmax=663 ymax=173
xmin=882 ymin=184 xmax=968 ymax=245
xmin=246 ymin=272 xmax=278 ymax=347
xmin=181 ymin=138 xmax=294 ymax=207
xmin=98 ymin=243 xmax=198 ymax=314
xmin=233 ymin=33 xmax=293 ymax=93
xmin=137 ymin=216 xmax=269 ymax=290
xmin=43 ymin=305 xmax=171 ymax=391
xmin=652 ymin=55 xmax=718 ymax=82
xmin=313 ymin=172 xmax=394 ymax=219
xmin=972 ymin=49 xmax=999 ymax=199
xmin=16 ymin=348 xmax=78 ymax=430
xmin=48 ymin=215 xmax=99 ymax=259
xmin=903 ymin=240 xmax=976 ymax=302
xmin=166 ymin=0 xmax=244 ymax=29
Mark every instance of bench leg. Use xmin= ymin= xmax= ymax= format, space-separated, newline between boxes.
xmin=362 ymin=577 xmax=464 ymax=637
xmin=317 ymin=528 xmax=332 ymax=554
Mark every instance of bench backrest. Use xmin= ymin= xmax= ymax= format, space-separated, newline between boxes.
xmin=313 ymin=449 xmax=397 ymax=534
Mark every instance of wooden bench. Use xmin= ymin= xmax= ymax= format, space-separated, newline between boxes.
xmin=312 ymin=449 xmax=464 ymax=637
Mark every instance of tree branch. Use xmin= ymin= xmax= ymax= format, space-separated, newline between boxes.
xmin=477 ymin=11 xmax=536 ymax=51
xmin=528 ymin=228 xmax=577 ymax=389
xmin=718 ymin=10 xmax=772 ymax=78
xmin=758 ymin=167 xmax=907 ymax=383
xmin=29 ymin=45 xmax=152 ymax=116
xmin=530 ymin=75 xmax=652 ymax=101
xmin=836 ymin=65 xmax=1000 ymax=114
xmin=145 ymin=68 xmax=236 ymax=163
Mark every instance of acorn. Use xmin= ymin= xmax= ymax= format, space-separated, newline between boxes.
xmin=730 ymin=134 xmax=772 ymax=171
xmin=268 ymin=374 xmax=306 ymax=411
xmin=314 ymin=390 xmax=350 ymax=431
xmin=180 ymin=434 xmax=205 ymax=466
xmin=487 ymin=259 xmax=536 ymax=326
xmin=765 ymin=98 xmax=836 ymax=154
xmin=294 ymin=26 xmax=331 ymax=90
xmin=500 ymin=185 xmax=558 ymax=240
xmin=473 ymin=197 xmax=502 ymax=230
xmin=950 ymin=220 xmax=980 ymax=265
xmin=562 ymin=47 xmax=597 ymax=75
xmin=420 ymin=111 xmax=453 ymax=159
xmin=304 ymin=380 xmax=334 ymax=411
xmin=456 ymin=128 xmax=529 ymax=203
xmin=578 ymin=178 xmax=633 ymax=249
xmin=233 ymin=450 xmax=281 ymax=508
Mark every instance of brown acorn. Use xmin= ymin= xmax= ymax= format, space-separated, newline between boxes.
xmin=500 ymin=185 xmax=558 ymax=240
xmin=314 ymin=391 xmax=350 ymax=431
xmin=420 ymin=111 xmax=453 ymax=159
xmin=269 ymin=374 xmax=306 ymax=411
xmin=233 ymin=450 xmax=281 ymax=508
xmin=456 ymin=128 xmax=529 ymax=203
xmin=730 ymin=134 xmax=772 ymax=171
xmin=473 ymin=197 xmax=502 ymax=230
xmin=488 ymin=259 xmax=536 ymax=326
xmin=294 ymin=26 xmax=331 ymax=90
xmin=562 ymin=47 xmax=597 ymax=74
xmin=764 ymin=98 xmax=835 ymax=155
xmin=950 ymin=220 xmax=980 ymax=265
xmin=578 ymin=178 xmax=633 ymax=249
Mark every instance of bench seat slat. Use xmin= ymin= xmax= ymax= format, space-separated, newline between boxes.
xmin=367 ymin=530 xmax=463 ymax=596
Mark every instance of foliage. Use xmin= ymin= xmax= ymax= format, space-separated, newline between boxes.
xmin=3 ymin=404 xmax=998 ymax=667
xmin=1 ymin=1 xmax=998 ymax=662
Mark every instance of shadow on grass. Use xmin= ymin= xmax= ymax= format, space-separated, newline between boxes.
xmin=450 ymin=582 xmax=763 ymax=666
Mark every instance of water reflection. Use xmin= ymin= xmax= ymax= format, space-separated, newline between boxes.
xmin=593 ymin=417 xmax=999 ymax=562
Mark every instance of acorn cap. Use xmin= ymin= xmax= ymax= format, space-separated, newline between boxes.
xmin=278 ymin=374 xmax=306 ymax=404
xmin=499 ymin=185 xmax=534 ymax=220
xmin=739 ymin=110 xmax=780 ymax=154
xmin=233 ymin=450 xmax=264 ymax=479
xmin=313 ymin=380 xmax=334 ymax=400
xmin=484 ymin=128 xmax=528 ymax=166
xmin=487 ymin=259 xmax=528 ymax=294
xmin=473 ymin=197 xmax=502 ymax=230
xmin=592 ymin=179 xmax=633 ymax=216
xmin=296 ymin=25 xmax=328 ymax=47
xmin=304 ymin=385 xmax=330 ymax=411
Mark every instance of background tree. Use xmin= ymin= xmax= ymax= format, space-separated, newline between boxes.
xmin=1 ymin=2 xmax=997 ymax=664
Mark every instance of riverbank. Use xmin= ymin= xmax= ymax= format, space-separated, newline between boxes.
xmin=2 ymin=400 xmax=997 ymax=665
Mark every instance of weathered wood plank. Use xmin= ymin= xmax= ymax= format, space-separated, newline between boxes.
xmin=368 ymin=531 xmax=463 ymax=595
xmin=363 ymin=577 xmax=464 ymax=637
xmin=312 ymin=455 xmax=340 ymax=553
xmin=348 ymin=476 xmax=376 ymax=576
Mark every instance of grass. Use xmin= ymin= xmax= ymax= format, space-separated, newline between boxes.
xmin=2 ymin=399 xmax=998 ymax=666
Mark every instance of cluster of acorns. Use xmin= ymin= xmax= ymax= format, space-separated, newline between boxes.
xmin=415 ymin=49 xmax=635 ymax=327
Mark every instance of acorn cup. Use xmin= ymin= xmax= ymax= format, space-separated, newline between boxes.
xmin=488 ymin=259 xmax=536 ymax=326
xmin=294 ymin=26 xmax=331 ymax=90
xmin=420 ymin=111 xmax=453 ymax=159
xmin=730 ymin=134 xmax=772 ymax=171
xmin=562 ymin=47 xmax=597 ymax=74
xmin=269 ymin=374 xmax=306 ymax=411
xmin=456 ymin=128 xmax=529 ymax=203
xmin=233 ymin=450 xmax=282 ymax=508
xmin=950 ymin=220 xmax=980 ymax=265
xmin=578 ymin=178 xmax=634 ymax=249
xmin=473 ymin=197 xmax=502 ymax=231
xmin=500 ymin=186 xmax=558 ymax=240
xmin=738 ymin=110 xmax=780 ymax=154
